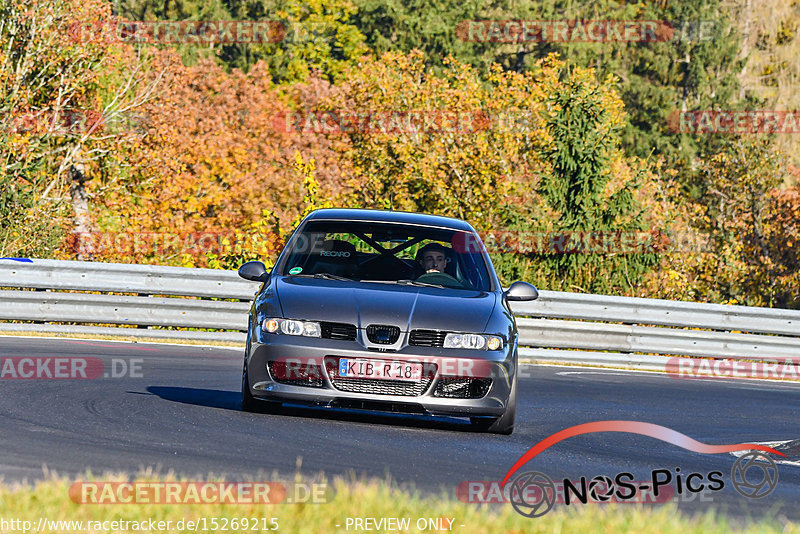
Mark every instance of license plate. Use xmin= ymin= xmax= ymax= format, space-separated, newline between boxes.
xmin=338 ymin=359 xmax=422 ymax=381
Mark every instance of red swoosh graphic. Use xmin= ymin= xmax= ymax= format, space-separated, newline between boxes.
xmin=501 ymin=420 xmax=785 ymax=486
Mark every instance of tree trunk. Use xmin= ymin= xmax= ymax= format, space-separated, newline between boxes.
xmin=738 ymin=0 xmax=753 ymax=100
xmin=69 ymin=162 xmax=94 ymax=260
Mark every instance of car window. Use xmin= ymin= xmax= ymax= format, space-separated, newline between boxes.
xmin=279 ymin=220 xmax=493 ymax=292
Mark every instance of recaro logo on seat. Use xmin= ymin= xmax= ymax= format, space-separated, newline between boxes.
xmin=320 ymin=251 xmax=351 ymax=257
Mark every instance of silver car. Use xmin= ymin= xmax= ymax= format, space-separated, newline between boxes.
xmin=238 ymin=208 xmax=538 ymax=434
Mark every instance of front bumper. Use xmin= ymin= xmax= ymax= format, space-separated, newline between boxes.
xmin=245 ymin=334 xmax=516 ymax=417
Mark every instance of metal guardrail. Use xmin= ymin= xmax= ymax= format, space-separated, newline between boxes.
xmin=2 ymin=259 xmax=800 ymax=370
xmin=510 ymin=292 xmax=800 ymax=370
xmin=515 ymin=318 xmax=800 ymax=360
xmin=0 ymin=290 xmax=250 ymax=330
xmin=0 ymin=258 xmax=257 ymax=298
xmin=510 ymin=292 xmax=800 ymax=336
xmin=0 ymin=258 xmax=258 ymax=344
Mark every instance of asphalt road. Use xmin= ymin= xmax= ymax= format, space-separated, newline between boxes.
xmin=1 ymin=336 xmax=798 ymax=522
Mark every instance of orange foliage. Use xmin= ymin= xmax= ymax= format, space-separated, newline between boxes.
xmin=84 ymin=52 xmax=348 ymax=266
xmin=763 ymin=185 xmax=800 ymax=306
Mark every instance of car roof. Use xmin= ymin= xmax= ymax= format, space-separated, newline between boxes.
xmin=304 ymin=208 xmax=476 ymax=232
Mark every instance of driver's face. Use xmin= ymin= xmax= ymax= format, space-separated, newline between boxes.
xmin=421 ymin=251 xmax=447 ymax=272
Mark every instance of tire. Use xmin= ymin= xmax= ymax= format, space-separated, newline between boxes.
xmin=471 ymin=374 xmax=517 ymax=435
xmin=241 ymin=359 xmax=280 ymax=414
xmin=241 ymin=359 xmax=258 ymax=412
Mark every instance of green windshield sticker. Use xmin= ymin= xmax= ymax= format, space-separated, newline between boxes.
xmin=289 ymin=267 xmax=303 ymax=275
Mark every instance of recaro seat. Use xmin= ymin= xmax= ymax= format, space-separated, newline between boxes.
xmin=308 ymin=239 xmax=358 ymax=278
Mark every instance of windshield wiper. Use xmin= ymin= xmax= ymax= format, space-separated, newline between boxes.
xmin=359 ymin=279 xmax=446 ymax=288
xmin=311 ymin=273 xmax=353 ymax=281
xmin=396 ymin=279 xmax=446 ymax=288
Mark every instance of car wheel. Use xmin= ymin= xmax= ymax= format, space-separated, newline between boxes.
xmin=241 ymin=359 xmax=281 ymax=414
xmin=471 ymin=374 xmax=517 ymax=435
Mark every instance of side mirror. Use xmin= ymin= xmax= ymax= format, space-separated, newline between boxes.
xmin=505 ymin=281 xmax=539 ymax=301
xmin=238 ymin=261 xmax=269 ymax=282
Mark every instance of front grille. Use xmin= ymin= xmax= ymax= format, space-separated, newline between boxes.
xmin=409 ymin=329 xmax=448 ymax=347
xmin=329 ymin=377 xmax=432 ymax=396
xmin=433 ymin=377 xmax=492 ymax=399
xmin=366 ymin=324 xmax=400 ymax=344
xmin=268 ymin=361 xmax=324 ymax=388
xmin=320 ymin=321 xmax=357 ymax=341
xmin=325 ymin=357 xmax=435 ymax=397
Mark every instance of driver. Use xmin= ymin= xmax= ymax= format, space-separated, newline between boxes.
xmin=417 ymin=242 xmax=450 ymax=275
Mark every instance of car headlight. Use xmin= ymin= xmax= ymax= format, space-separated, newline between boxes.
xmin=443 ymin=333 xmax=503 ymax=350
xmin=262 ymin=318 xmax=321 ymax=337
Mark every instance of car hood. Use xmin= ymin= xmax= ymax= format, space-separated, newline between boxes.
xmin=274 ymin=277 xmax=497 ymax=333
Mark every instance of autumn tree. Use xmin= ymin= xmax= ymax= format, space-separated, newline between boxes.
xmin=762 ymin=184 xmax=800 ymax=308
xmin=320 ymin=51 xmax=663 ymax=293
xmin=498 ymin=65 xmax=662 ymax=294
xmin=112 ymin=0 xmax=232 ymax=66
xmin=84 ymin=53 xmax=347 ymax=267
xmin=351 ymin=0 xmax=490 ymax=70
xmin=321 ymin=50 xmax=556 ymax=232
xmin=684 ymin=136 xmax=790 ymax=306
xmin=221 ymin=0 xmax=368 ymax=81
xmin=0 ymin=0 xmax=156 ymax=258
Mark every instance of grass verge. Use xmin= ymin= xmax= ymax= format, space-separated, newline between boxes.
xmin=0 ymin=474 xmax=796 ymax=533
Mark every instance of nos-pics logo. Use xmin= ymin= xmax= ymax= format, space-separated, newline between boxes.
xmin=503 ymin=421 xmax=783 ymax=518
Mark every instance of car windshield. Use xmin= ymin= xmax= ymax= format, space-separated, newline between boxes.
xmin=278 ymin=220 xmax=493 ymax=292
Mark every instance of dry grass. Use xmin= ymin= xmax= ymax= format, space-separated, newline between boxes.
xmin=0 ymin=474 xmax=795 ymax=533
